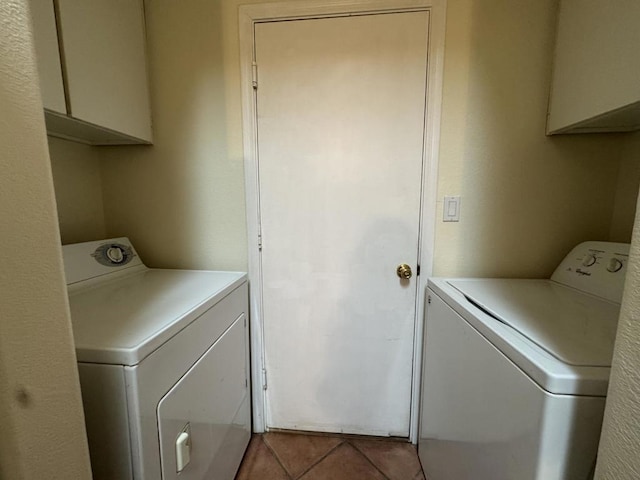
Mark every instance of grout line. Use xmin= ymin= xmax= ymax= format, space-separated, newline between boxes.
xmin=260 ymin=434 xmax=294 ymax=480
xmin=347 ymin=440 xmax=392 ymax=480
xmin=293 ymin=439 xmax=346 ymax=480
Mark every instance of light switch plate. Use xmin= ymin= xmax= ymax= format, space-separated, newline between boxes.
xmin=443 ymin=196 xmax=461 ymax=222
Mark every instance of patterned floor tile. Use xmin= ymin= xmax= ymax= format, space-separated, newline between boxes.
xmin=235 ymin=433 xmax=427 ymax=480
xmin=351 ymin=438 xmax=423 ymax=480
xmin=299 ymin=443 xmax=386 ymax=480
xmin=235 ymin=436 xmax=290 ymax=480
xmin=264 ymin=433 xmax=343 ymax=478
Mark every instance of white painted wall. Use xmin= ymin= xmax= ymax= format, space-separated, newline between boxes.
xmin=0 ymin=1 xmax=92 ymax=478
xmin=595 ymin=134 xmax=640 ymax=479
xmin=48 ymin=137 xmax=106 ymax=244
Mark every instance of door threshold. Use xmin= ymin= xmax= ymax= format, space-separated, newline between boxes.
xmin=267 ymin=427 xmax=410 ymax=443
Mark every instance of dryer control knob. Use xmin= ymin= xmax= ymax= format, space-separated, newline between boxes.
xmin=582 ymin=254 xmax=597 ymax=267
xmin=107 ymin=247 xmax=124 ymax=263
xmin=607 ymin=258 xmax=623 ymax=273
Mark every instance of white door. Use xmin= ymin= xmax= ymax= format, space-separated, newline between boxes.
xmin=256 ymin=11 xmax=429 ymax=437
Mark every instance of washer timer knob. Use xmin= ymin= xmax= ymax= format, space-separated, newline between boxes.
xmin=582 ymin=254 xmax=597 ymax=267
xmin=607 ymin=258 xmax=623 ymax=273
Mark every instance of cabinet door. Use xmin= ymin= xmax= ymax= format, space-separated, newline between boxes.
xmin=548 ymin=0 xmax=640 ymax=133
xmin=29 ymin=0 xmax=67 ymax=113
xmin=57 ymin=0 xmax=152 ymax=142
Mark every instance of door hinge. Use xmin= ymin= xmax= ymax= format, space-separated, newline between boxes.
xmin=262 ymin=368 xmax=268 ymax=390
xmin=252 ymin=62 xmax=258 ymax=89
xmin=417 ymin=264 xmax=421 ymax=276
xmin=428 ymin=295 xmax=432 ymax=304
xmin=258 ymin=234 xmax=263 ymax=251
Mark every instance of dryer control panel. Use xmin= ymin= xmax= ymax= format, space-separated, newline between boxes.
xmin=551 ymin=241 xmax=630 ymax=304
xmin=63 ymin=237 xmax=145 ymax=285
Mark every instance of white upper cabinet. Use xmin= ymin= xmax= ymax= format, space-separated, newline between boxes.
xmin=547 ymin=0 xmax=640 ymax=134
xmin=29 ymin=0 xmax=153 ymax=145
xmin=29 ymin=0 xmax=67 ymax=114
xmin=57 ymin=0 xmax=152 ymax=143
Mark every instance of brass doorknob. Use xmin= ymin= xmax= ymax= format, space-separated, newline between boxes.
xmin=397 ymin=264 xmax=412 ymax=279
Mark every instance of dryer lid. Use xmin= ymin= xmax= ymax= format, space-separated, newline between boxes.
xmin=68 ymin=269 xmax=246 ymax=365
xmin=448 ymin=279 xmax=620 ymax=367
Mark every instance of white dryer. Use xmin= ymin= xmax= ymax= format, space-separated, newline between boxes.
xmin=419 ymin=241 xmax=629 ymax=480
xmin=63 ymin=238 xmax=251 ymax=480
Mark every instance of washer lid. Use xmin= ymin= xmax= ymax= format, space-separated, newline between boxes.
xmin=448 ymin=279 xmax=620 ymax=367
xmin=68 ymin=269 xmax=246 ymax=365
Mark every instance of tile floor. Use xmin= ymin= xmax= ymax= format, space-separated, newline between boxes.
xmin=235 ymin=432 xmax=426 ymax=480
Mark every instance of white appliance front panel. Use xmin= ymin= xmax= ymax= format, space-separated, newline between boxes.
xmin=256 ymin=11 xmax=429 ymax=437
xmin=449 ymin=279 xmax=620 ymax=367
xmin=157 ymin=316 xmax=250 ymax=480
xmin=77 ymin=363 xmax=132 ymax=480
xmin=419 ymin=291 xmax=604 ymax=480
xmin=124 ymin=284 xmax=248 ymax=480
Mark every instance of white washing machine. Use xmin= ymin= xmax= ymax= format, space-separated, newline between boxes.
xmin=63 ymin=238 xmax=251 ymax=480
xmin=419 ymin=241 xmax=629 ymax=480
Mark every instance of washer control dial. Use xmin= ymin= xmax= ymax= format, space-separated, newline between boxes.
xmin=607 ymin=258 xmax=623 ymax=273
xmin=582 ymin=254 xmax=597 ymax=267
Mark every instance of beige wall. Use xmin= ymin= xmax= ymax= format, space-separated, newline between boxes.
xmin=48 ymin=137 xmax=106 ymax=244
xmin=596 ymin=166 xmax=640 ymax=478
xmin=99 ymin=0 xmax=251 ymax=270
xmin=0 ymin=1 xmax=92 ymax=478
xmin=432 ymin=0 xmax=628 ymax=278
xmin=97 ymin=0 xmax=633 ymax=277
xmin=13 ymin=0 xmax=638 ymax=474
xmin=609 ymin=132 xmax=640 ymax=242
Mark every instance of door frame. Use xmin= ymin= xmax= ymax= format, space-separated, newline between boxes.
xmin=239 ymin=0 xmax=447 ymax=443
